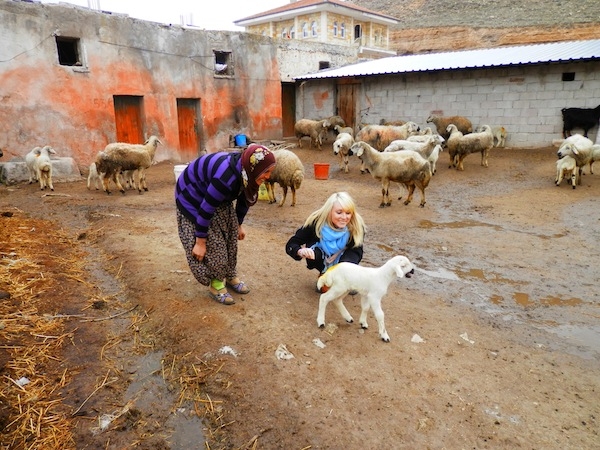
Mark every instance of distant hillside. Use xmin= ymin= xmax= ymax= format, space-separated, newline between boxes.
xmin=351 ymin=0 xmax=600 ymax=54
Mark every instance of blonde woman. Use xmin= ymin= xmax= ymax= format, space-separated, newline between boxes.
xmin=286 ymin=192 xmax=366 ymax=291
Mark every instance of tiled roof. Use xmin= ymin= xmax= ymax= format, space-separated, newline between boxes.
xmin=295 ymin=39 xmax=600 ymax=79
xmin=235 ymin=0 xmax=399 ymax=25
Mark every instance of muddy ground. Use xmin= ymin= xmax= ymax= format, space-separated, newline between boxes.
xmin=1 ymin=140 xmax=599 ymax=449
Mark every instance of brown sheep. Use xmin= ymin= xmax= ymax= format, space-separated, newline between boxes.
xmin=426 ymin=115 xmax=473 ymax=142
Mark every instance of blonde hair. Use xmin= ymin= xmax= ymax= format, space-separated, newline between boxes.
xmin=303 ymin=192 xmax=365 ymax=247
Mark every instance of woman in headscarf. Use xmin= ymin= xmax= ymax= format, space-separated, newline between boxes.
xmin=176 ymin=144 xmax=276 ymax=305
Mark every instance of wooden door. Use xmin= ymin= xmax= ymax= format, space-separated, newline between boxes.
xmin=113 ymin=96 xmax=144 ymax=143
xmin=177 ymin=98 xmax=202 ymax=159
xmin=336 ymin=80 xmax=360 ymax=130
xmin=281 ymin=82 xmax=296 ymax=138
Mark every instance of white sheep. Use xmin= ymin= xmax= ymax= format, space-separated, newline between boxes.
xmin=265 ymin=149 xmax=305 ymax=207
xmin=316 ymin=255 xmax=415 ymax=342
xmin=426 ymin=114 xmax=473 ymax=142
xmin=385 ymin=135 xmax=444 ymax=175
xmin=334 ymin=124 xmax=354 ymax=138
xmin=350 ymin=141 xmax=432 ymax=208
xmin=25 ymin=145 xmax=56 ymax=190
xmin=555 ymin=154 xmax=577 ymax=188
xmin=332 ymin=132 xmax=355 ymax=173
xmin=492 ymin=126 xmax=507 ymax=148
xmin=294 ymin=119 xmax=331 ymax=149
xmin=556 ymin=134 xmax=595 ymax=185
xmin=87 ymin=161 xmax=101 ymax=190
xmin=446 ymin=124 xmax=494 ymax=171
xmin=589 ymin=144 xmax=600 ymax=174
xmin=96 ymin=135 xmax=162 ymax=194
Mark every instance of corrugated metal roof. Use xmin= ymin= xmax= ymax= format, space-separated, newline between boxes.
xmin=295 ymin=39 xmax=600 ymax=80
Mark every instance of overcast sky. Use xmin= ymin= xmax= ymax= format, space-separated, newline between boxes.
xmin=41 ymin=0 xmax=286 ymax=30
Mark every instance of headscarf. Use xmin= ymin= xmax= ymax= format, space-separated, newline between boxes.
xmin=240 ymin=144 xmax=276 ymax=206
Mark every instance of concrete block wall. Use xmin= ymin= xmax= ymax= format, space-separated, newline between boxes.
xmin=362 ymin=61 xmax=600 ymax=147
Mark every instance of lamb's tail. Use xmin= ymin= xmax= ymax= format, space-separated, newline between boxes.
xmin=316 ymin=264 xmax=339 ymax=290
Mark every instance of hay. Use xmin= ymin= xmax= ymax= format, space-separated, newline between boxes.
xmin=0 ymin=212 xmax=89 ymax=449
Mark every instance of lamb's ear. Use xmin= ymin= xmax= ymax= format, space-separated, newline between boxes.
xmin=571 ymin=145 xmax=579 ymax=155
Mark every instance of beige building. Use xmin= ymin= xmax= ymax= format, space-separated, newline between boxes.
xmin=235 ymin=0 xmax=399 ymax=60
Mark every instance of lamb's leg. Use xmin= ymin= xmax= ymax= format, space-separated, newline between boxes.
xmin=317 ymin=291 xmax=335 ymax=328
xmin=359 ymin=295 xmax=370 ymax=330
xmin=372 ymin=299 xmax=389 ymax=342
xmin=457 ymin=154 xmax=466 ymax=171
xmin=381 ymin=179 xmax=391 ymax=207
xmin=266 ymin=182 xmax=275 ymax=204
xmin=417 ymin=183 xmax=426 ymax=208
xmin=290 ymin=187 xmax=296 ymax=207
xmin=332 ymin=297 xmax=354 ymax=324
xmin=47 ymin=169 xmax=54 ymax=191
xmin=278 ymin=186 xmax=288 ymax=207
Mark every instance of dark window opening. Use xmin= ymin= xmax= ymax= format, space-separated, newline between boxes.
xmin=562 ymin=72 xmax=575 ymax=82
xmin=354 ymin=24 xmax=362 ymax=41
xmin=56 ymin=37 xmax=81 ymax=66
xmin=319 ymin=61 xmax=330 ymax=70
xmin=214 ymin=50 xmax=234 ymax=76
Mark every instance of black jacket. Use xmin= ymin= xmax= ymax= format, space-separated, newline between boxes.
xmin=286 ymin=223 xmax=363 ymax=273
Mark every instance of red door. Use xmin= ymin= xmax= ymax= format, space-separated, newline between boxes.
xmin=113 ymin=95 xmax=144 ymax=143
xmin=177 ymin=98 xmax=202 ymax=159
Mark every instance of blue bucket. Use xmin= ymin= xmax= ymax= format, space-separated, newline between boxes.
xmin=234 ymin=134 xmax=247 ymax=146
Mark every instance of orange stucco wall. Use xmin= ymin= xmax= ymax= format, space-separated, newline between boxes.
xmin=0 ymin=0 xmax=282 ymax=167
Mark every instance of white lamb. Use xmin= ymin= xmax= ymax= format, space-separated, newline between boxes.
xmin=556 ymin=134 xmax=594 ymax=185
xmin=332 ymin=132 xmax=355 ymax=173
xmin=384 ymin=135 xmax=444 ymax=174
xmin=25 ymin=145 xmax=56 ymax=190
xmin=316 ymin=255 xmax=415 ymax=342
xmin=589 ymin=144 xmax=600 ymax=174
xmin=350 ymin=141 xmax=432 ymax=208
xmin=265 ymin=149 xmax=305 ymax=207
xmin=555 ymin=154 xmax=577 ymax=188
xmin=96 ymin=135 xmax=162 ymax=194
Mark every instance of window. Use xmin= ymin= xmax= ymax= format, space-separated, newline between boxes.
xmin=562 ymin=72 xmax=576 ymax=82
xmin=333 ymin=21 xmax=338 ymax=37
xmin=302 ymin=22 xmax=308 ymax=38
xmin=214 ymin=50 xmax=233 ymax=76
xmin=340 ymin=23 xmax=346 ymax=38
xmin=319 ymin=61 xmax=330 ymax=70
xmin=311 ymin=21 xmax=317 ymax=37
xmin=354 ymin=24 xmax=361 ymax=41
xmin=290 ymin=26 xmax=295 ymax=39
xmin=282 ymin=27 xmax=287 ymax=39
xmin=55 ymin=36 xmax=82 ymax=66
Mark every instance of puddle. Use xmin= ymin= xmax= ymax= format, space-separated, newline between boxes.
xmin=533 ymin=323 xmax=600 ymax=360
xmin=416 ymin=266 xmax=459 ymax=281
xmin=418 ymin=219 xmax=567 ymax=239
xmin=513 ymin=292 xmax=584 ymax=307
xmin=124 ymin=351 xmax=205 ymax=446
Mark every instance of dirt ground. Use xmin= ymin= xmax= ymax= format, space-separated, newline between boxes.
xmin=1 ymin=139 xmax=599 ymax=449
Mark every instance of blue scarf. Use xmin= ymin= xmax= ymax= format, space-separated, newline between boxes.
xmin=313 ymin=224 xmax=350 ymax=268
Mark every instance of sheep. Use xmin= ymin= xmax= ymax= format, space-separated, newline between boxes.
xmin=87 ymin=162 xmax=101 ymax=190
xmin=446 ymin=124 xmax=494 ymax=171
xmin=334 ymin=124 xmax=354 ymax=138
xmin=294 ymin=119 xmax=331 ymax=149
xmin=561 ymin=104 xmax=600 ymax=138
xmin=589 ymin=144 xmax=600 ymax=174
xmin=556 ymin=134 xmax=595 ymax=185
xmin=316 ymin=255 xmax=415 ymax=342
xmin=265 ymin=149 xmax=305 ymax=207
xmin=355 ymin=122 xmax=421 ymax=152
xmin=492 ymin=126 xmax=507 ymax=148
xmin=88 ymin=163 xmax=136 ymax=191
xmin=96 ymin=135 xmax=162 ymax=194
xmin=25 ymin=145 xmax=56 ymax=190
xmin=350 ymin=141 xmax=432 ymax=208
xmin=379 ymin=119 xmax=406 ymax=126
xmin=332 ymin=132 xmax=355 ymax=173
xmin=426 ymin=114 xmax=473 ymax=142
xmin=555 ymin=155 xmax=577 ymax=188
xmin=385 ymin=135 xmax=445 ymax=174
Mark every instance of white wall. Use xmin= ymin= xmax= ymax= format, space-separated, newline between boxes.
xmin=298 ymin=61 xmax=600 ymax=147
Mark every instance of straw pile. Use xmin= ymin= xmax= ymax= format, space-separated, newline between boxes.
xmin=0 ymin=211 xmax=88 ymax=449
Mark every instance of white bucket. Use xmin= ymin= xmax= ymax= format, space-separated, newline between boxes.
xmin=174 ymin=164 xmax=187 ymax=182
